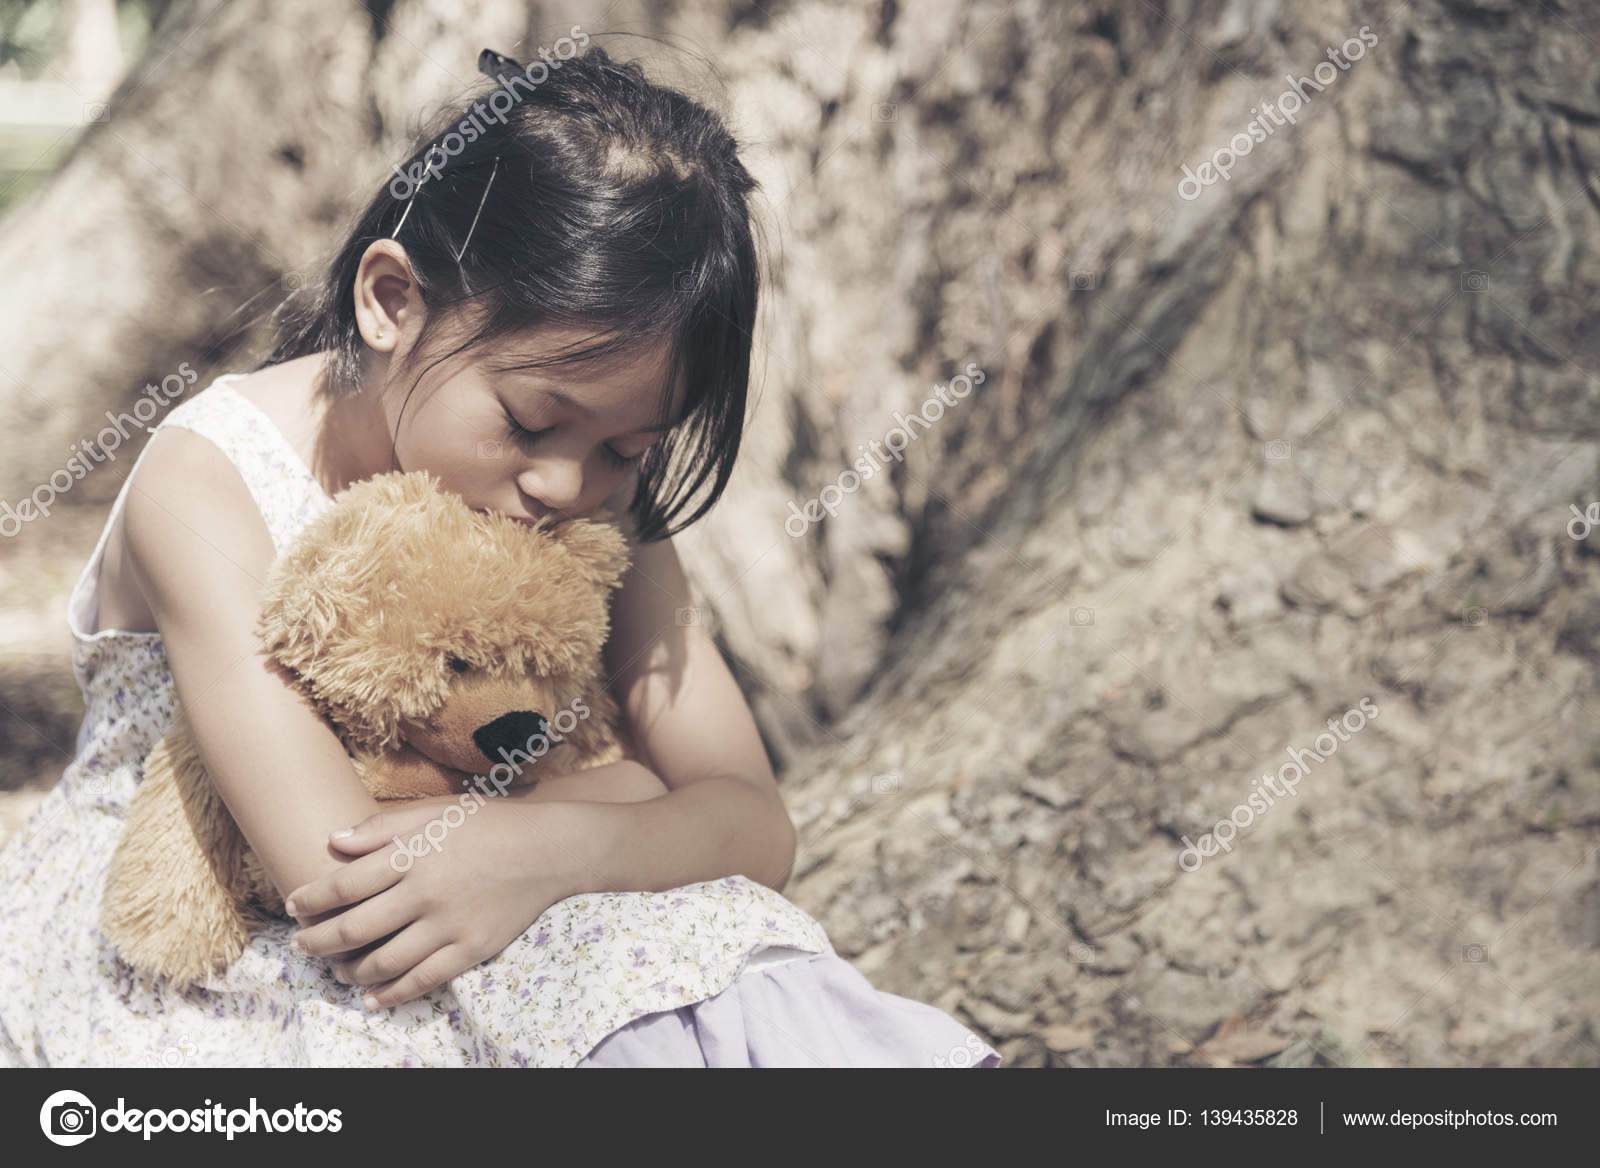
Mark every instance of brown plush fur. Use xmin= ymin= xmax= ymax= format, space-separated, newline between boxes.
xmin=99 ymin=470 xmax=633 ymax=988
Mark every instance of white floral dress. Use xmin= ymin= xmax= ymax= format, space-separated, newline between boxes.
xmin=0 ymin=375 xmax=862 ymax=1067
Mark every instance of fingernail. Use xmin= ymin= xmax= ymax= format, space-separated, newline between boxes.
xmin=289 ymin=936 xmax=305 ymax=955
xmin=331 ymin=828 xmax=354 ymax=839
xmin=285 ymin=898 xmax=298 ymax=916
xmin=363 ymin=994 xmax=379 ymax=1010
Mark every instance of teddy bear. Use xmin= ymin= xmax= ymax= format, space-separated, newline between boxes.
xmin=99 ymin=469 xmax=634 ymax=988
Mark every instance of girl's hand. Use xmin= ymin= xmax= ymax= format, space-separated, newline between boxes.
xmin=283 ymin=796 xmax=583 ymax=1010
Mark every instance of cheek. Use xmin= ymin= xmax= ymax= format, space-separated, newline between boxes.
xmin=401 ymin=400 xmax=509 ymax=488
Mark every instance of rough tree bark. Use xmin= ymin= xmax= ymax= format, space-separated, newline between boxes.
xmin=1 ymin=0 xmax=1597 ymax=1067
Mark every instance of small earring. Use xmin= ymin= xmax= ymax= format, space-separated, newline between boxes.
xmin=375 ymin=327 xmax=384 ymax=340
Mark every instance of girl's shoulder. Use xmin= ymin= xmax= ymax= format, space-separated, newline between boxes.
xmin=91 ymin=359 xmax=334 ymax=639
xmin=99 ymin=406 xmax=281 ymax=635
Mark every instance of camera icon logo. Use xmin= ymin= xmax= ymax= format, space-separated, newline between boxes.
xmin=674 ymin=271 xmax=696 ymax=292
xmin=1462 ymin=605 xmax=1488 ymax=627
xmin=475 ymin=439 xmax=503 ymax=459
xmin=1460 ymin=270 xmax=1489 ymax=293
xmin=871 ymin=102 xmax=898 ymax=122
xmin=154 ymin=1037 xmax=199 ymax=1068
xmin=929 ymin=1032 xmax=994 ymax=1068
xmin=1461 ymin=943 xmax=1487 ymax=963
xmin=1265 ymin=439 xmax=1292 ymax=461
xmin=675 ymin=606 xmax=698 ymax=626
xmin=1568 ymin=502 xmax=1600 ymax=541
xmin=82 ymin=102 xmax=109 ymax=123
xmin=39 ymin=1089 xmax=96 ymax=1146
xmin=1069 ymin=269 xmax=1097 ymax=291
xmin=1070 ymin=607 xmax=1095 ymax=626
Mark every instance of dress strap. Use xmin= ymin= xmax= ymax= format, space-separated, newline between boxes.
xmin=159 ymin=375 xmax=332 ymax=555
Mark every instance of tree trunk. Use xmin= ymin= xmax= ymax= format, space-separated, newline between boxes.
xmin=2 ymin=0 xmax=1596 ymax=1067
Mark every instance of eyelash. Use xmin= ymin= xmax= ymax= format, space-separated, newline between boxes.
xmin=503 ymin=409 xmax=640 ymax=468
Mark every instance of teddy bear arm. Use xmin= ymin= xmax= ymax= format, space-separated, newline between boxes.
xmin=100 ymin=707 xmax=258 ymax=987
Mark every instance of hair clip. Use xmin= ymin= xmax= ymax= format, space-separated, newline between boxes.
xmin=478 ymin=48 xmax=526 ymax=87
xmin=389 ymin=192 xmax=416 ymax=240
xmin=453 ymin=154 xmax=500 ymax=264
xmin=388 ymin=49 xmax=515 ymax=251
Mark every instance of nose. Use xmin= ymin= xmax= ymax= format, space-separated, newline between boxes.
xmin=518 ymin=458 xmax=586 ymax=513
xmin=473 ymin=710 xmax=550 ymax=762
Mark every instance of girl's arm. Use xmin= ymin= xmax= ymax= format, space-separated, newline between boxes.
xmin=122 ymin=426 xmax=385 ymax=901
xmin=580 ymin=530 xmax=799 ymax=894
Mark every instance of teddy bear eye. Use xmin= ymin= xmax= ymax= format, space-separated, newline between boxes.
xmin=446 ymin=656 xmax=471 ymax=674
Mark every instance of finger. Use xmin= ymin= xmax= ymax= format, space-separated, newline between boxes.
xmin=331 ymin=933 xmax=397 ymax=985
xmin=284 ymin=852 xmax=402 ymax=919
xmin=327 ymin=803 xmax=455 ymax=855
xmin=332 ymin=930 xmax=403 ymax=985
xmin=293 ymin=889 xmax=418 ymax=959
xmin=361 ymin=943 xmax=471 ymax=1010
xmin=343 ymin=923 xmax=444 ymax=989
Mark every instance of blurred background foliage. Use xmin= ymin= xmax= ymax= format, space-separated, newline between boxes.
xmin=0 ymin=0 xmax=175 ymax=212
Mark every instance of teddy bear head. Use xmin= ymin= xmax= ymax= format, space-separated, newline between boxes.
xmin=255 ymin=470 xmax=631 ymax=783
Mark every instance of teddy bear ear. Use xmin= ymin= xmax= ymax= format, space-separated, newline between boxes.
xmin=252 ymin=469 xmax=446 ymax=682
xmin=255 ymin=573 xmax=342 ymax=678
xmin=330 ymin=468 xmax=445 ymax=514
xmin=557 ymin=513 xmax=633 ymax=592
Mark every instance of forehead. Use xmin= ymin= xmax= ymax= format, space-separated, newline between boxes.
xmin=493 ymin=326 xmax=686 ymax=426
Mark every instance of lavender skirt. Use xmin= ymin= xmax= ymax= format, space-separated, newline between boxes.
xmin=577 ymin=948 xmax=1002 ymax=1068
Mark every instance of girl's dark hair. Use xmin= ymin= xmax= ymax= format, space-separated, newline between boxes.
xmin=265 ymin=41 xmax=760 ymax=542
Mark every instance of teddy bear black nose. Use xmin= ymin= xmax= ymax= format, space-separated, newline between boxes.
xmin=473 ymin=710 xmax=551 ymax=761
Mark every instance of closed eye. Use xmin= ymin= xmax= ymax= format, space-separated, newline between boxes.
xmin=505 ymin=405 xmax=651 ymax=467
xmin=504 ymin=407 xmax=551 ymax=451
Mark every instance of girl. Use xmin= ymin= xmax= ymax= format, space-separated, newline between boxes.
xmin=0 ymin=42 xmax=1000 ymax=1069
